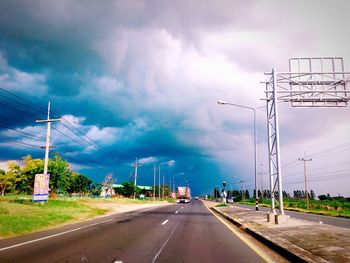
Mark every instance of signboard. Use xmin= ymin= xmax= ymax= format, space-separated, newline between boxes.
xmin=33 ymin=174 xmax=50 ymax=202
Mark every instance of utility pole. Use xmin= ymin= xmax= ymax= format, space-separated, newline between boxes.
xmin=258 ymin=171 xmax=265 ymax=197
xmin=162 ymin=174 xmax=165 ymax=199
xmin=153 ymin=164 xmax=156 ymax=201
xmin=133 ymin=158 xmax=138 ymax=199
xmin=36 ymin=102 xmax=61 ymax=175
xmin=158 ymin=165 xmax=161 ymax=199
xmin=298 ymin=157 xmax=312 ymax=210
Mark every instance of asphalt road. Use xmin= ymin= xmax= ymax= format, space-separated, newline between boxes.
xmin=235 ymin=203 xmax=350 ymax=228
xmin=0 ymin=200 xmax=267 ymax=263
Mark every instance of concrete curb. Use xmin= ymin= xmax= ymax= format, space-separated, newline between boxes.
xmin=211 ymin=206 xmax=328 ymax=263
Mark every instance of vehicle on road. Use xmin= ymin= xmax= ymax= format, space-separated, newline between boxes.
xmin=177 ymin=186 xmax=191 ymax=203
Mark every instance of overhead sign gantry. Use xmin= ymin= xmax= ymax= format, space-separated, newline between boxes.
xmin=263 ymin=57 xmax=350 ymax=222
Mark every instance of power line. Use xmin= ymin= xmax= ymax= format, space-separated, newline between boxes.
xmin=0 ymin=87 xmax=48 ymax=114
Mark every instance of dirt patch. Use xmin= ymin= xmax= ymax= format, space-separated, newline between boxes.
xmin=89 ymin=201 xmax=171 ymax=215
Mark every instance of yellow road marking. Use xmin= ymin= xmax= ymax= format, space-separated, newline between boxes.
xmin=204 ymin=205 xmax=274 ymax=263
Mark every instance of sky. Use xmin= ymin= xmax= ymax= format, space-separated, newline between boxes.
xmin=0 ymin=0 xmax=349 ymax=197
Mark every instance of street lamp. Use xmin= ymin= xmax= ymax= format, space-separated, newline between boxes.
xmin=217 ymin=100 xmax=259 ymax=211
xmin=159 ymin=160 xmax=175 ymax=199
xmin=172 ymin=172 xmax=184 ymax=193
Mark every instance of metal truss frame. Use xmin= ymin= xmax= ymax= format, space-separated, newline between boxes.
xmin=263 ymin=57 xmax=350 ymax=215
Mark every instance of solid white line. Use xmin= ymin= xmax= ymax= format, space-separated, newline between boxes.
xmin=204 ymin=205 xmax=273 ymax=263
xmin=161 ymin=219 xmax=169 ymax=225
xmin=0 ymin=204 xmax=168 ymax=252
xmin=0 ymin=218 xmax=114 ymax=252
xmin=175 ymin=211 xmax=179 ymax=214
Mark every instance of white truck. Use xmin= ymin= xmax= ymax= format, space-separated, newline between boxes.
xmin=177 ymin=186 xmax=191 ymax=203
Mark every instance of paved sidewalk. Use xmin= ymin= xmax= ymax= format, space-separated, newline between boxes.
xmin=205 ymin=202 xmax=350 ymax=263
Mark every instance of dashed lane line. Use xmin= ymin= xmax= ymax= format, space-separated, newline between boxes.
xmin=152 ymin=222 xmax=179 ymax=263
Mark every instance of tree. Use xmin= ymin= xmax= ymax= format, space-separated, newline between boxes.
xmin=102 ymin=173 xmax=116 ymax=197
xmin=67 ymin=173 xmax=92 ymax=195
xmin=0 ymin=162 xmax=22 ymax=195
xmin=0 ymin=169 xmax=8 ymax=196
xmin=48 ymin=153 xmax=71 ymax=194
xmin=318 ymin=194 xmax=330 ymax=201
xmin=245 ymin=190 xmax=250 ymax=199
xmin=310 ymin=190 xmax=315 ymax=200
xmin=258 ymin=189 xmax=262 ymax=199
xmin=21 ymin=155 xmax=44 ymax=194
xmin=121 ymin=181 xmax=138 ymax=197
xmin=90 ymin=182 xmax=102 ymax=196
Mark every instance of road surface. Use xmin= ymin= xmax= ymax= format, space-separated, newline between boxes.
xmin=235 ymin=203 xmax=350 ymax=228
xmin=0 ymin=200 xmax=268 ymax=263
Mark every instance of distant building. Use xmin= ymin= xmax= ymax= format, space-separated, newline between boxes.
xmin=137 ymin=185 xmax=153 ymax=197
xmin=100 ymin=186 xmax=115 ymax=197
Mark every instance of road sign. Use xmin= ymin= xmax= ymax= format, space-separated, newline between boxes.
xmin=33 ymin=174 xmax=50 ymax=202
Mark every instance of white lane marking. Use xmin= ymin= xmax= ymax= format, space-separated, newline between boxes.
xmin=161 ymin=219 xmax=169 ymax=225
xmin=0 ymin=218 xmax=114 ymax=252
xmin=175 ymin=211 xmax=179 ymax=214
xmin=152 ymin=223 xmax=179 ymax=263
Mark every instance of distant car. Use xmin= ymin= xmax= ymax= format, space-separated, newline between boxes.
xmin=194 ymin=197 xmax=199 ymax=200
xmin=227 ymin=197 xmax=233 ymax=203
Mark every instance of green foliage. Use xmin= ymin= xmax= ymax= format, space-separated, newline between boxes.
xmin=21 ymin=155 xmax=44 ymax=194
xmin=48 ymin=152 xmax=71 ymax=193
xmin=114 ymin=181 xmax=140 ymax=197
xmin=67 ymin=173 xmax=92 ymax=195
xmin=216 ymin=203 xmax=228 ymax=207
xmin=242 ymin=197 xmax=350 ymax=218
xmin=0 ymin=154 xmax=96 ymax=197
xmin=0 ymin=162 xmax=22 ymax=196
xmin=90 ymin=183 xmax=102 ymax=196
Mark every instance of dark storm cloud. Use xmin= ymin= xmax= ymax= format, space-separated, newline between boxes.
xmin=0 ymin=0 xmax=349 ymax=196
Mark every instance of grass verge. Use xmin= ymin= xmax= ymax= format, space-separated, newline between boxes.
xmin=216 ymin=203 xmax=229 ymax=207
xmin=239 ymin=199 xmax=350 ymax=218
xmin=0 ymin=195 xmax=173 ymax=238
xmin=0 ymin=196 xmax=107 ymax=238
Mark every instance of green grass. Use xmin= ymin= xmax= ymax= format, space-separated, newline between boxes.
xmin=216 ymin=203 xmax=228 ymax=207
xmin=0 ymin=197 xmax=107 ymax=238
xmin=0 ymin=195 xmax=175 ymax=238
xmin=240 ymin=198 xmax=350 ymax=218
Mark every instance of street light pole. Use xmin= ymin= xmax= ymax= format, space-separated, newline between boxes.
xmin=172 ymin=172 xmax=184 ymax=193
xmin=153 ymin=163 xmax=156 ymax=201
xmin=218 ymin=100 xmax=258 ymax=211
xmin=158 ymin=160 xmax=175 ymax=199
